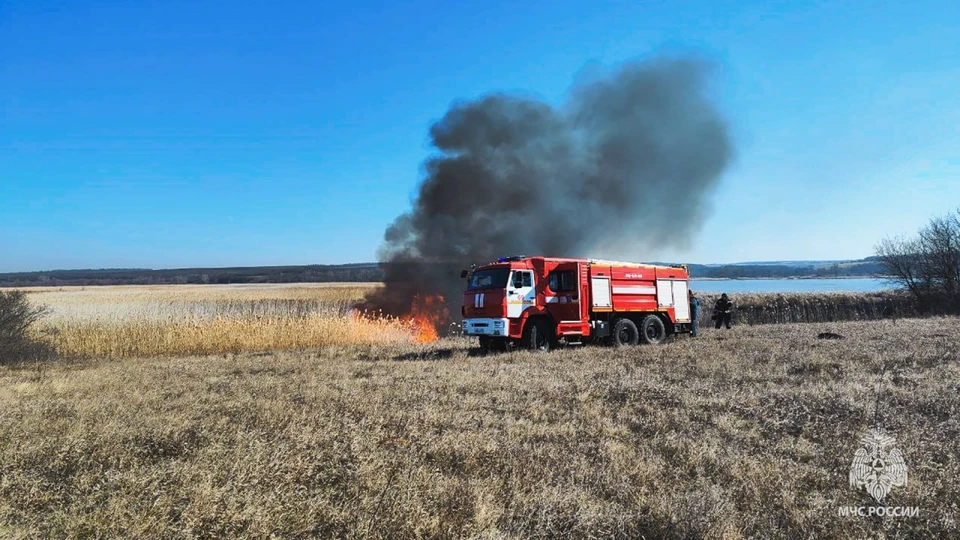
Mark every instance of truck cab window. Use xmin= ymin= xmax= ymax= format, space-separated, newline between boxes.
xmin=468 ymin=268 xmax=510 ymax=290
xmin=511 ymin=270 xmax=534 ymax=289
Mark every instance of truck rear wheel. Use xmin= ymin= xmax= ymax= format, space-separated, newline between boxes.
xmin=640 ymin=315 xmax=666 ymax=345
xmin=522 ymin=319 xmax=552 ymax=352
xmin=613 ymin=318 xmax=639 ymax=347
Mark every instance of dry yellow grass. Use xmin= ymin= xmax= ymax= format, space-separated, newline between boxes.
xmin=18 ymin=283 xmax=423 ymax=359
xmin=1 ymin=317 xmax=957 ymax=538
xmin=18 ymin=283 xmax=380 ymax=321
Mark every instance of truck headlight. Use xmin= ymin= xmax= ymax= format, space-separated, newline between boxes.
xmin=493 ymin=320 xmax=504 ymax=328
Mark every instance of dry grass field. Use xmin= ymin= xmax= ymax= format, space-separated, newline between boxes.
xmin=2 ymin=309 xmax=958 ymax=538
xmin=18 ymin=284 xmax=427 ymax=359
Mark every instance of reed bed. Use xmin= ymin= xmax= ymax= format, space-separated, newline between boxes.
xmin=16 ymin=285 xmax=918 ymax=360
xmin=696 ymin=291 xmax=913 ymax=326
xmin=22 ymin=283 xmax=378 ymax=323
xmin=19 ymin=284 xmax=421 ymax=359
xmin=44 ymin=313 xmax=420 ymax=359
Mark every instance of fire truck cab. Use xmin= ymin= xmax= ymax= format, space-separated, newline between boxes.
xmin=460 ymin=256 xmax=693 ymax=352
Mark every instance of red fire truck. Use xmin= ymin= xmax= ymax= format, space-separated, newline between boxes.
xmin=460 ymin=256 xmax=693 ymax=351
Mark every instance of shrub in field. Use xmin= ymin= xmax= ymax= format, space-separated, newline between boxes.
xmin=875 ymin=207 xmax=960 ymax=313
xmin=0 ymin=291 xmax=54 ymax=364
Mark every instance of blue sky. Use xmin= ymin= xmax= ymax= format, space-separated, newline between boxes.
xmin=2 ymin=0 xmax=959 ymax=272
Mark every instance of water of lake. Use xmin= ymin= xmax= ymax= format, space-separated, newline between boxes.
xmin=689 ymin=278 xmax=893 ymax=294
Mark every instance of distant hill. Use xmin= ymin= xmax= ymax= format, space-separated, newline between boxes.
xmin=0 ymin=257 xmax=889 ymax=287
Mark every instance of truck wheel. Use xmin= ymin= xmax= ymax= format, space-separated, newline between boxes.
xmin=640 ymin=315 xmax=666 ymax=345
xmin=613 ymin=318 xmax=639 ymax=347
xmin=522 ymin=319 xmax=552 ymax=352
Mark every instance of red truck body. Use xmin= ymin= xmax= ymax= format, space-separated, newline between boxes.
xmin=461 ymin=256 xmax=693 ymax=350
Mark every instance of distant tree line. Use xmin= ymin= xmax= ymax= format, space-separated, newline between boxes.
xmin=0 ymin=264 xmax=385 ymax=287
xmin=1 ymin=258 xmax=889 ymax=288
xmin=875 ymin=207 xmax=960 ymax=313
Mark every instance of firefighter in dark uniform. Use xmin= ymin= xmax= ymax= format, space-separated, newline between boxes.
xmin=713 ymin=293 xmax=733 ymax=329
xmin=688 ymin=290 xmax=700 ymax=337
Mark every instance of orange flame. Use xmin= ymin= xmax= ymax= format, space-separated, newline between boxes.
xmin=407 ymin=294 xmax=449 ymax=343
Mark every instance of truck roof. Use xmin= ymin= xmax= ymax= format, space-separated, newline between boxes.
xmin=479 ymin=256 xmax=685 ymax=270
xmin=587 ymin=258 xmax=657 ymax=268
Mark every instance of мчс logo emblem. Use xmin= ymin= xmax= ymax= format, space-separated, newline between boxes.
xmin=849 ymin=427 xmax=908 ymax=502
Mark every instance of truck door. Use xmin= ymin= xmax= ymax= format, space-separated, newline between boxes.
xmin=544 ymin=262 xmax=581 ymax=324
xmin=656 ymin=278 xmax=690 ymax=322
xmin=506 ymin=269 xmax=536 ymax=318
xmin=672 ymin=280 xmax=690 ymax=321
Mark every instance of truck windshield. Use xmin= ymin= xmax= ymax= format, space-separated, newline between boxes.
xmin=467 ymin=268 xmax=510 ymax=290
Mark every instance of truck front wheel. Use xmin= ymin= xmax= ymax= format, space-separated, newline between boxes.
xmin=640 ymin=315 xmax=666 ymax=345
xmin=522 ymin=319 xmax=552 ymax=352
xmin=613 ymin=318 xmax=639 ymax=347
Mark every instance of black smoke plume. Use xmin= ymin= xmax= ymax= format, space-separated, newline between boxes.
xmin=360 ymin=55 xmax=733 ymax=330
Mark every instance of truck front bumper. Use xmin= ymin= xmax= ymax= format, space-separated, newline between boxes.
xmin=462 ymin=318 xmax=510 ymax=337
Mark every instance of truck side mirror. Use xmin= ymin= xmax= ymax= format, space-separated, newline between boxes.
xmin=460 ymin=270 xmax=468 ymax=278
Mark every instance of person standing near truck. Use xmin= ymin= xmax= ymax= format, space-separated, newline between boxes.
xmin=713 ymin=293 xmax=733 ymax=329
xmin=689 ymin=290 xmax=700 ymax=337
